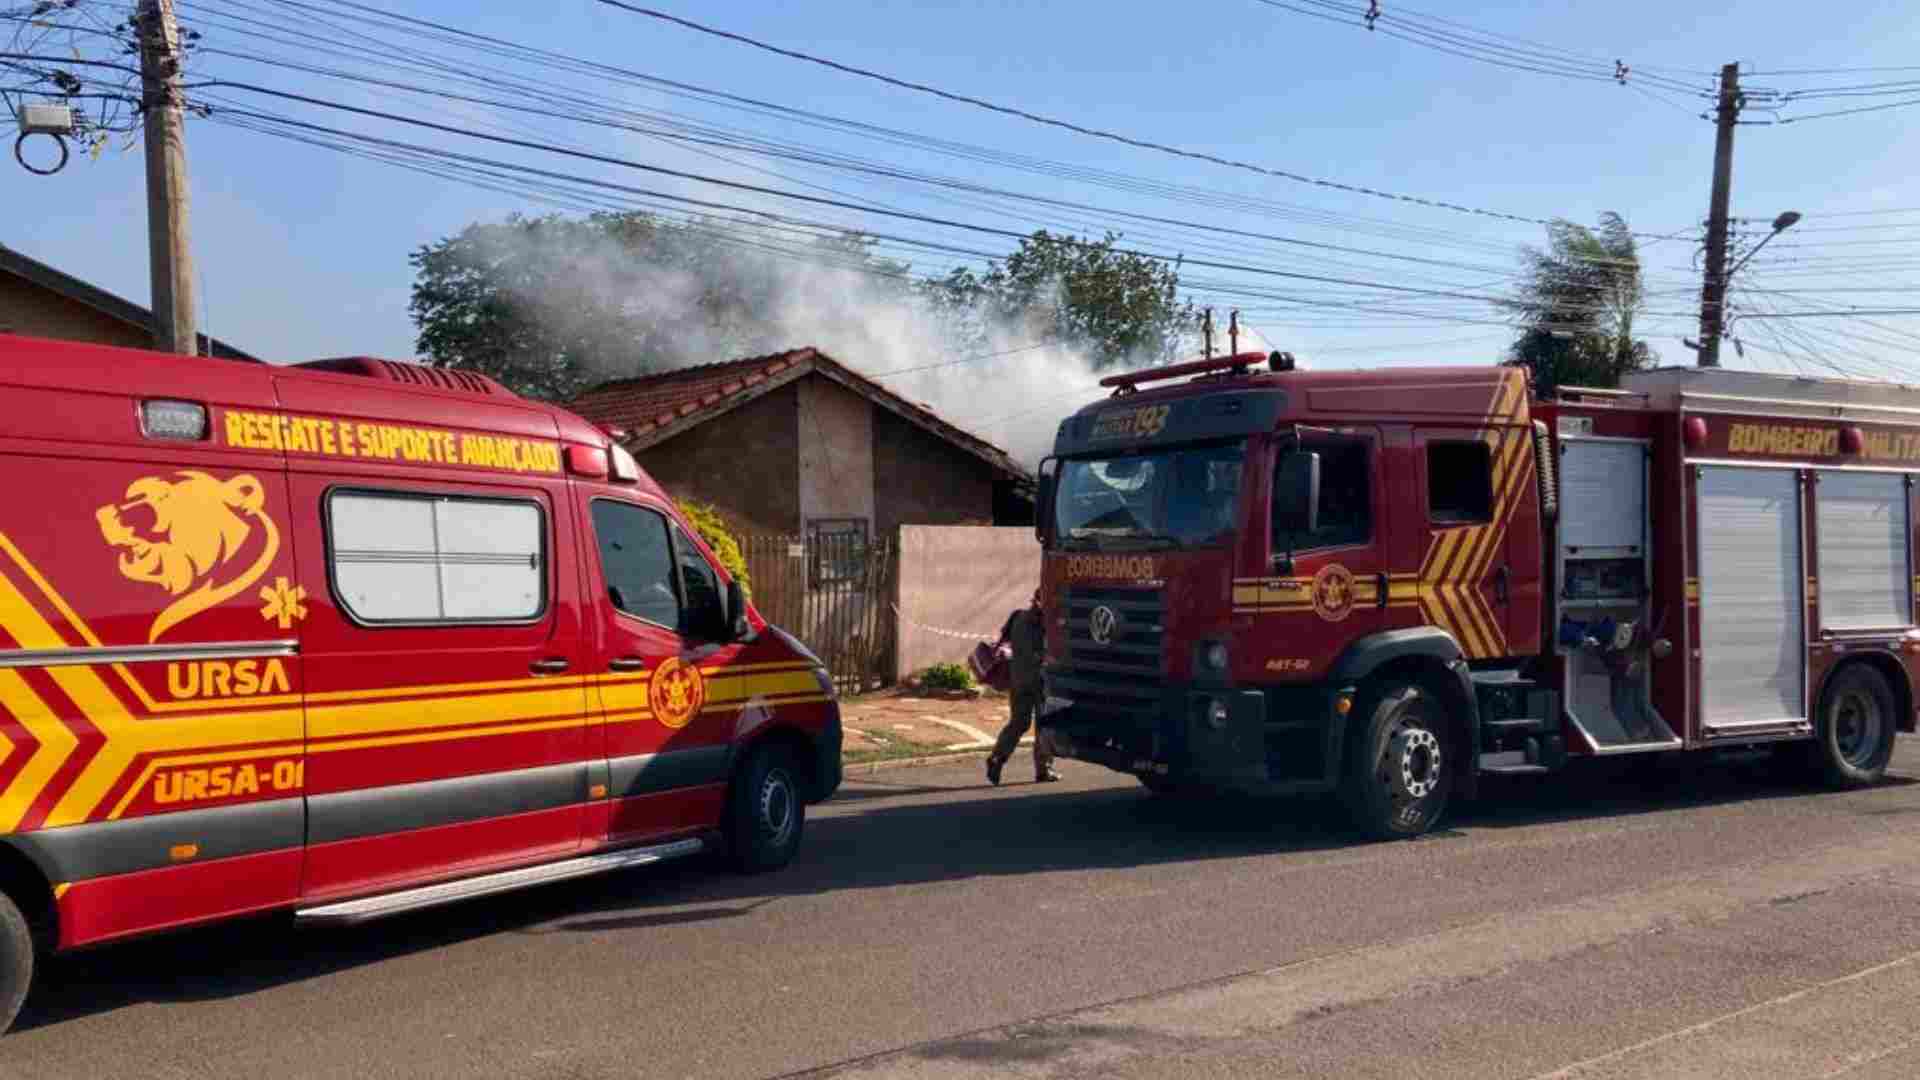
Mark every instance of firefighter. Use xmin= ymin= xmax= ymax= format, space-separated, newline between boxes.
xmin=987 ymin=589 xmax=1059 ymax=785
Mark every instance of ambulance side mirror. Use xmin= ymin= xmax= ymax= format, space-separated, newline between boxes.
xmin=726 ymin=579 xmax=749 ymax=641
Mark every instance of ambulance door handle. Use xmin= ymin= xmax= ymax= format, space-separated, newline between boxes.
xmin=608 ymin=657 xmax=645 ymax=672
xmin=1493 ymin=567 xmax=1511 ymax=605
xmin=529 ymin=658 xmax=571 ymax=675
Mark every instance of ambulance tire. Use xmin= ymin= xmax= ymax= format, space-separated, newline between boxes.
xmin=1808 ymin=664 xmax=1897 ymax=789
xmin=0 ymin=891 xmax=30 ymax=1036
xmin=1340 ymin=681 xmax=1452 ymax=841
xmin=725 ymin=742 xmax=805 ymax=874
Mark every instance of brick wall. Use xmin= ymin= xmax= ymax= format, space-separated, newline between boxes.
xmin=633 ymin=381 xmax=800 ymax=536
xmin=0 ymin=274 xmax=150 ymax=349
xmin=872 ymin=406 xmax=997 ymax=539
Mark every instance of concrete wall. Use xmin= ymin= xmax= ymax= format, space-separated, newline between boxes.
xmin=635 ymin=381 xmax=800 ymax=536
xmin=0 ymin=274 xmax=150 ymax=349
xmin=894 ymin=525 xmax=1041 ymax=680
xmin=872 ymin=407 xmax=997 ymax=538
xmin=796 ymin=375 xmax=874 ymax=529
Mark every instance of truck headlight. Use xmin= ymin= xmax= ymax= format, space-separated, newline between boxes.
xmin=1201 ymin=641 xmax=1229 ymax=672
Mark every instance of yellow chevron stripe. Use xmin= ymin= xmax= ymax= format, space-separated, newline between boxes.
xmin=0 ymin=669 xmax=75 ymax=833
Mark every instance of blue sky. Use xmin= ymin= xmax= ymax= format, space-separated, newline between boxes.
xmin=4 ymin=0 xmax=1919 ymax=382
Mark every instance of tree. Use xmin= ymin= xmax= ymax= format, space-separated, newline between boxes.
xmin=922 ymin=230 xmax=1195 ymax=368
xmin=408 ymin=211 xmax=912 ymax=400
xmin=1505 ymin=212 xmax=1655 ymax=397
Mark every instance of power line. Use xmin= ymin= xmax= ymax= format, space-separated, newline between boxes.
xmin=592 ymin=0 xmax=1651 ymax=231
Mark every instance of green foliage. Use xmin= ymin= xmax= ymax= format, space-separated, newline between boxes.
xmin=676 ymin=499 xmax=751 ymax=599
xmin=1506 ymin=212 xmax=1655 ymax=398
xmin=921 ymin=230 xmax=1195 ymax=368
xmin=921 ymin=662 xmax=974 ymax=692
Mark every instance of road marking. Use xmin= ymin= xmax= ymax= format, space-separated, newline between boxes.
xmin=924 ymin=716 xmax=996 ymax=747
xmin=1526 ymin=950 xmax=1920 ymax=1080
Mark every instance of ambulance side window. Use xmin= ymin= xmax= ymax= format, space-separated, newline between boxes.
xmin=590 ymin=500 xmax=681 ymax=630
xmin=328 ymin=490 xmax=545 ymax=624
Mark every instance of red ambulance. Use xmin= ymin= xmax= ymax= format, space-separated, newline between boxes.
xmin=0 ymin=334 xmax=842 ymax=1033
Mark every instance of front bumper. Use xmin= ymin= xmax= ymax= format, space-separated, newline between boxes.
xmin=809 ymin=703 xmax=843 ymax=802
xmin=1041 ymin=682 xmax=1347 ymax=794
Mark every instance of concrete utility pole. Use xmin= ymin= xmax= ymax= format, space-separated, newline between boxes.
xmin=1695 ymin=62 xmax=1740 ymax=368
xmin=138 ymin=0 xmax=198 ymax=355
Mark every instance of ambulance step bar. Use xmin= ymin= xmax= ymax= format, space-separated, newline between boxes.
xmin=294 ymin=837 xmax=707 ymax=926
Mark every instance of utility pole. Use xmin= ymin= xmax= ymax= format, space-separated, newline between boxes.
xmin=138 ymin=0 xmax=198 ymax=355
xmin=1696 ymin=62 xmax=1740 ymax=368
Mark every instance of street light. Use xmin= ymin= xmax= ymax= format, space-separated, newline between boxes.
xmin=1724 ymin=211 xmax=1802 ymax=281
xmin=1698 ymin=209 xmax=1800 ymax=367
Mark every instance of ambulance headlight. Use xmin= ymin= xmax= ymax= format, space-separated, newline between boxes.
xmin=142 ymin=399 xmax=208 ymax=440
xmin=1200 ymin=641 xmax=1229 ymax=673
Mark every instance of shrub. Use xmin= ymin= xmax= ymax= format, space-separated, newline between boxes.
xmin=921 ymin=662 xmax=974 ymax=692
xmin=676 ymin=499 xmax=751 ymax=599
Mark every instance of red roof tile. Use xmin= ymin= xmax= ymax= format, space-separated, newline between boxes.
xmin=567 ymin=347 xmax=1029 ymax=480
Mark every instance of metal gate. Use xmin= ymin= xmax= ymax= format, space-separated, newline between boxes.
xmin=739 ymin=534 xmax=897 ymax=694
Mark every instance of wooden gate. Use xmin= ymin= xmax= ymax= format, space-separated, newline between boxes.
xmin=739 ymin=534 xmax=897 ymax=694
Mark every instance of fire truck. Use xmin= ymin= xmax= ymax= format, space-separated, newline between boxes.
xmin=0 ymin=334 xmax=841 ymax=1033
xmin=1035 ymin=351 xmax=1917 ymax=838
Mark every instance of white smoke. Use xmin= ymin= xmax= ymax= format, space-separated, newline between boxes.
xmin=485 ymin=220 xmax=1127 ymax=467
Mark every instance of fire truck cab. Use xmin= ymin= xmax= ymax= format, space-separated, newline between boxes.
xmin=1036 ymin=351 xmax=1916 ymax=838
xmin=0 ymin=334 xmax=841 ymax=1033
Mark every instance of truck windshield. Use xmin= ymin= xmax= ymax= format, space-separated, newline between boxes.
xmin=1053 ymin=441 xmax=1245 ymax=549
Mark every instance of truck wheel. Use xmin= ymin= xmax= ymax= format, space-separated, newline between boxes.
xmin=0 ymin=890 xmax=32 ymax=1036
xmin=1341 ymin=682 xmax=1452 ymax=840
xmin=726 ymin=742 xmax=805 ymax=874
xmin=1810 ymin=664 xmax=1897 ymax=789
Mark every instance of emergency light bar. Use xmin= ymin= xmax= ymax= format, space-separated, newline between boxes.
xmin=1099 ymin=350 xmax=1293 ymax=393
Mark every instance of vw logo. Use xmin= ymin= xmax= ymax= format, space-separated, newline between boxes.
xmin=1088 ymin=605 xmax=1121 ymax=645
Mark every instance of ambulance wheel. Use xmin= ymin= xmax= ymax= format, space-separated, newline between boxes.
xmin=725 ymin=742 xmax=805 ymax=874
xmin=0 ymin=891 xmax=31 ymax=1036
xmin=1340 ymin=681 xmax=1452 ymax=840
xmin=1810 ymin=664 xmax=1897 ymax=789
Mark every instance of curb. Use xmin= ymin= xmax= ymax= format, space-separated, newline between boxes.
xmin=842 ymin=747 xmax=991 ymax=776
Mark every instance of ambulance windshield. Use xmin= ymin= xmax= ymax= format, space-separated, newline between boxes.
xmin=1052 ymin=440 xmax=1245 ymax=549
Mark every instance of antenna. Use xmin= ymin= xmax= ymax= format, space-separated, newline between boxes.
xmin=1228 ymin=309 xmax=1239 ymax=356
xmin=1201 ymin=308 xmax=1214 ymax=358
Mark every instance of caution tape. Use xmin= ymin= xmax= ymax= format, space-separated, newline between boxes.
xmin=889 ymin=604 xmax=1002 ymax=642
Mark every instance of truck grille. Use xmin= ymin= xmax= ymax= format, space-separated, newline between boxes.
xmin=1048 ymin=586 xmax=1165 ymax=720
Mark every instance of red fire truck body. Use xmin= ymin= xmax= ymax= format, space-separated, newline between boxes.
xmin=0 ymin=334 xmax=840 ymax=1032
xmin=1036 ymin=352 xmax=1916 ymax=836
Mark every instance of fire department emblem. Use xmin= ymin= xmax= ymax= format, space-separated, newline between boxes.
xmin=1088 ymin=605 xmax=1122 ymax=645
xmin=649 ymin=656 xmax=707 ymax=730
xmin=1312 ymin=564 xmax=1356 ymax=623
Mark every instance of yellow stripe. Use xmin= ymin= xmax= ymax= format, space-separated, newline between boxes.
xmin=0 ymin=669 xmax=75 ymax=833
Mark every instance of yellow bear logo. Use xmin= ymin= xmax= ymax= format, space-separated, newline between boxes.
xmin=95 ymin=471 xmax=282 ymax=642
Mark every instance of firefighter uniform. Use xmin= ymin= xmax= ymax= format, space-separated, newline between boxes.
xmin=988 ymin=601 xmax=1057 ymax=784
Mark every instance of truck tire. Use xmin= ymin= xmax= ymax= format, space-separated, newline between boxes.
xmin=726 ymin=742 xmax=805 ymax=874
xmin=1340 ymin=681 xmax=1452 ymax=840
xmin=1809 ymin=664 xmax=1897 ymax=789
xmin=0 ymin=890 xmax=31 ymax=1036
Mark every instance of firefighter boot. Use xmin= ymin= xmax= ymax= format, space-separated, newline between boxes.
xmin=986 ymin=756 xmax=1005 ymax=786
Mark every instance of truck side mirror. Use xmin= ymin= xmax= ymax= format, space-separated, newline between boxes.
xmin=1033 ymin=457 xmax=1058 ymax=544
xmin=726 ymin=579 xmax=749 ymax=641
xmin=1274 ymin=451 xmax=1321 ymax=538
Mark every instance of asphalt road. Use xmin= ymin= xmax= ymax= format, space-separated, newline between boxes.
xmin=7 ymin=742 xmax=1920 ymax=1079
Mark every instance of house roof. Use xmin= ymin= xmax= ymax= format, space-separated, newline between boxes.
xmin=0 ymin=243 xmax=256 ymax=361
xmin=568 ymin=347 xmax=1031 ymax=482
